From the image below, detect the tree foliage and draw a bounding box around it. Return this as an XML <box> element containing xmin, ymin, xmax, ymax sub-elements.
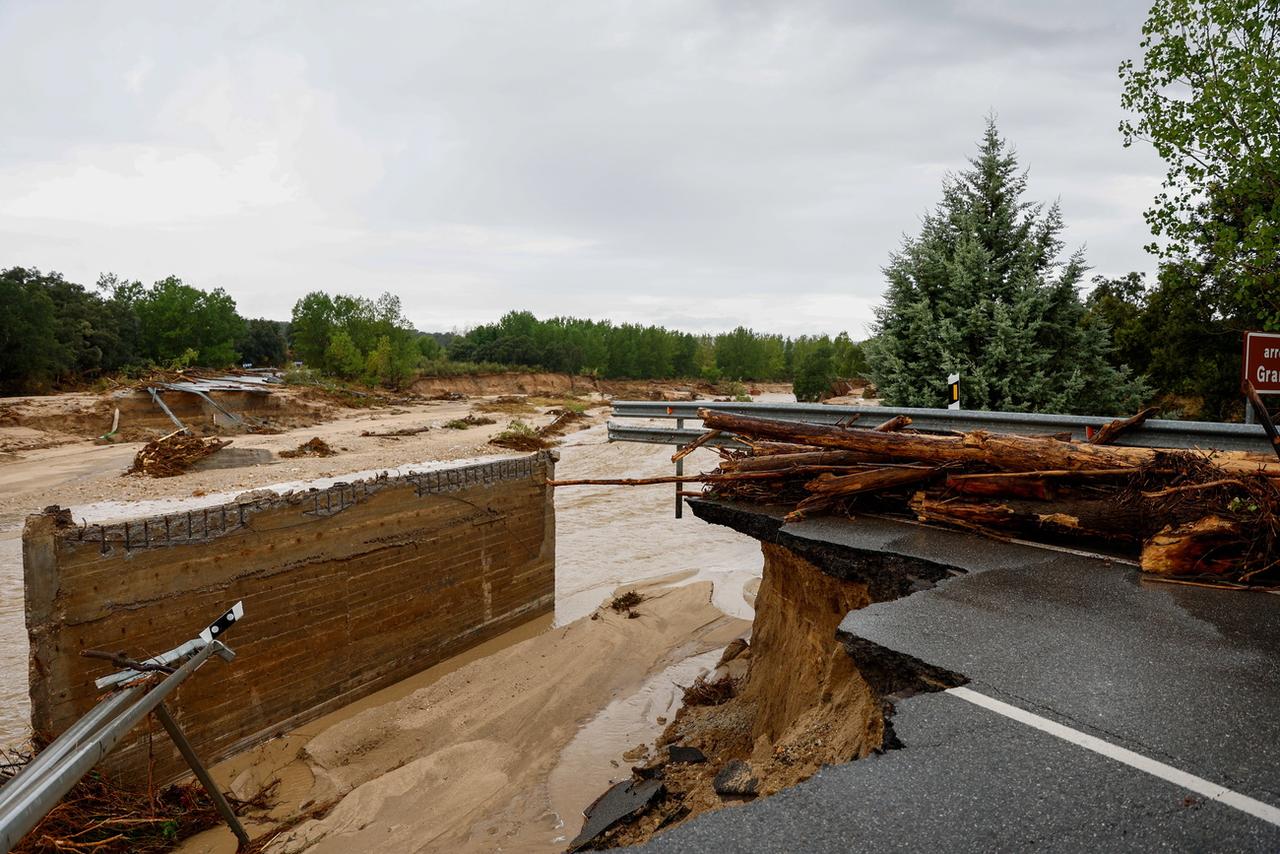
<box><xmin>0</xmin><ymin>268</ymin><xmax>247</xmax><ymax>393</ymax></box>
<box><xmin>130</xmin><ymin>276</ymin><xmax>244</xmax><ymax>367</ymax></box>
<box><xmin>442</xmin><ymin>311</ymin><xmax>865</xmax><ymax>383</ymax></box>
<box><xmin>792</xmin><ymin>338</ymin><xmax>836</xmax><ymax>402</ymax></box>
<box><xmin>289</xmin><ymin>291</ymin><xmax>422</xmax><ymax>387</ymax></box>
<box><xmin>238</xmin><ymin>318</ymin><xmax>290</xmax><ymax>367</ymax></box>
<box><xmin>1085</xmin><ymin>265</ymin><xmax>1253</xmax><ymax>420</ymax></box>
<box><xmin>0</xmin><ymin>268</ymin><xmax>62</xmax><ymax>393</ymax></box>
<box><xmin>866</xmin><ymin>120</ymin><xmax>1148</xmax><ymax>415</ymax></box>
<box><xmin>1119</xmin><ymin>0</ymin><xmax>1280</xmax><ymax>326</ymax></box>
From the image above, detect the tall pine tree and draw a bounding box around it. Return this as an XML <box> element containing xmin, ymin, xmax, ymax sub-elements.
<box><xmin>866</xmin><ymin>119</ymin><xmax>1147</xmax><ymax>415</ymax></box>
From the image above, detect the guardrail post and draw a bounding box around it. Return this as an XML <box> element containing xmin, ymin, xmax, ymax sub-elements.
<box><xmin>674</xmin><ymin>417</ymin><xmax>684</xmax><ymax>518</ymax></box>
<box><xmin>154</xmin><ymin>703</ymin><xmax>249</xmax><ymax>849</ymax></box>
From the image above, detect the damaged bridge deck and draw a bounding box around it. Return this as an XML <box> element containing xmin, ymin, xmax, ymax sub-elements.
<box><xmin>646</xmin><ymin>499</ymin><xmax>1280</xmax><ymax>852</ymax></box>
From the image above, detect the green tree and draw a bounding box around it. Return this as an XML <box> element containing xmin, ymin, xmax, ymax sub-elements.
<box><xmin>290</xmin><ymin>292</ymin><xmax>337</xmax><ymax>367</ymax></box>
<box><xmin>1119</xmin><ymin>0</ymin><xmax>1280</xmax><ymax>327</ymax></box>
<box><xmin>364</xmin><ymin>334</ymin><xmax>420</xmax><ymax>388</ymax></box>
<box><xmin>416</xmin><ymin>334</ymin><xmax>444</xmax><ymax>361</ymax></box>
<box><xmin>132</xmin><ymin>276</ymin><xmax>244</xmax><ymax>366</ymax></box>
<box><xmin>238</xmin><ymin>318</ymin><xmax>290</xmax><ymax>367</ymax></box>
<box><xmin>0</xmin><ymin>268</ymin><xmax>61</xmax><ymax>393</ymax></box>
<box><xmin>793</xmin><ymin>338</ymin><xmax>836</xmax><ymax>402</ymax></box>
<box><xmin>1084</xmin><ymin>273</ymin><xmax>1151</xmax><ymax>381</ymax></box>
<box><xmin>324</xmin><ymin>329</ymin><xmax>364</xmax><ymax>378</ymax></box>
<box><xmin>866</xmin><ymin>120</ymin><xmax>1147</xmax><ymax>414</ymax></box>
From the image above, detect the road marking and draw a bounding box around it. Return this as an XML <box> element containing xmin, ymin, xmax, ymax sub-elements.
<box><xmin>947</xmin><ymin>686</ymin><xmax>1280</xmax><ymax>828</ymax></box>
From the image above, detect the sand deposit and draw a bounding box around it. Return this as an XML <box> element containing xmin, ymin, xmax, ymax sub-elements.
<box><xmin>0</xmin><ymin>382</ymin><xmax>791</xmax><ymax>852</ymax></box>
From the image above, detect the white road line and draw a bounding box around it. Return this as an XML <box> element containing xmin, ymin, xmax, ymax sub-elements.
<box><xmin>947</xmin><ymin>686</ymin><xmax>1280</xmax><ymax>828</ymax></box>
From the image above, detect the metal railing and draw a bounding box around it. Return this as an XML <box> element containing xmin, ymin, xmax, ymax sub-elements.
<box><xmin>0</xmin><ymin>603</ymin><xmax>249</xmax><ymax>852</ymax></box>
<box><xmin>607</xmin><ymin>400</ymin><xmax>1273</xmax><ymax>454</ymax></box>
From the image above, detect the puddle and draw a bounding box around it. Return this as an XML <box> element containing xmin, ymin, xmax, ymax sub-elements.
<box><xmin>545</xmin><ymin>648</ymin><xmax>723</xmax><ymax>846</ymax></box>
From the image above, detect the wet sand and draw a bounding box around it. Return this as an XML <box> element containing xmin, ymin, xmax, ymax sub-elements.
<box><xmin>171</xmin><ymin>425</ymin><xmax>762</xmax><ymax>852</ymax></box>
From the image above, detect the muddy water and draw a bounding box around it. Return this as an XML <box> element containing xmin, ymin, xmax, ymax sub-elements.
<box><xmin>0</xmin><ymin>535</ymin><xmax>23</xmax><ymax>743</ymax></box>
<box><xmin>544</xmin><ymin>648</ymin><xmax>722</xmax><ymax>845</ymax></box>
<box><xmin>0</xmin><ymin>416</ymin><xmax>766</xmax><ymax>749</ymax></box>
<box><xmin>554</xmin><ymin>428</ymin><xmax>761</xmax><ymax>624</ymax></box>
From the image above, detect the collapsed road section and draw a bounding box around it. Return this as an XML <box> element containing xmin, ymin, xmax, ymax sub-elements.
<box><xmin>631</xmin><ymin>501</ymin><xmax>1280</xmax><ymax>851</ymax></box>
<box><xmin>557</xmin><ymin>403</ymin><xmax>1280</xmax><ymax>850</ymax></box>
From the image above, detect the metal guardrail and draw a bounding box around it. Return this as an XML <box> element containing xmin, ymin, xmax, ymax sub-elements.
<box><xmin>608</xmin><ymin>400</ymin><xmax>1273</xmax><ymax>454</ymax></box>
<box><xmin>0</xmin><ymin>603</ymin><xmax>249</xmax><ymax>852</ymax></box>
<box><xmin>606</xmin><ymin>424</ymin><xmax>746</xmax><ymax>449</ymax></box>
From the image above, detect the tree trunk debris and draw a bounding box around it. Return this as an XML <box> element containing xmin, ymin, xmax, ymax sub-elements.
<box><xmin>1089</xmin><ymin>407</ymin><xmax>1158</xmax><ymax>445</ymax></box>
<box><xmin>551</xmin><ymin>407</ymin><xmax>1280</xmax><ymax>586</ymax></box>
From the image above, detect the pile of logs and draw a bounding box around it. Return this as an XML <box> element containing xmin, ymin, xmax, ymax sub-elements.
<box><xmin>553</xmin><ymin>407</ymin><xmax>1280</xmax><ymax>587</ymax></box>
<box><xmin>126</xmin><ymin>431</ymin><xmax>231</xmax><ymax>478</ymax></box>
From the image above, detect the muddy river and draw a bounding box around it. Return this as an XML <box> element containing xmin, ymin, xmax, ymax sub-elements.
<box><xmin>0</xmin><ymin>417</ymin><xmax>767</xmax><ymax>750</ymax></box>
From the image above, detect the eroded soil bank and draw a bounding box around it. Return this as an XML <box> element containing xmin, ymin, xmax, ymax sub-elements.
<box><xmin>575</xmin><ymin>529</ymin><xmax>966</xmax><ymax>849</ymax></box>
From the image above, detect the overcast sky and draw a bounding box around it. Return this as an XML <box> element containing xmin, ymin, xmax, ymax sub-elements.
<box><xmin>0</xmin><ymin>1</ymin><xmax>1165</xmax><ymax>338</ymax></box>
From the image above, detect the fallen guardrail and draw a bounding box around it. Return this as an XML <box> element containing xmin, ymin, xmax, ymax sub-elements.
<box><xmin>0</xmin><ymin>603</ymin><xmax>249</xmax><ymax>852</ymax></box>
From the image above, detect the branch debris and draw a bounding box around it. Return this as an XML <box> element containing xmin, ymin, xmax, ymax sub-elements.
<box><xmin>554</xmin><ymin>408</ymin><xmax>1280</xmax><ymax>587</ymax></box>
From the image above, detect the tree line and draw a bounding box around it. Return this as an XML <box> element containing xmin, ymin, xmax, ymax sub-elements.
<box><xmin>0</xmin><ymin>267</ymin><xmax>288</xmax><ymax>394</ymax></box>
<box><xmin>440</xmin><ymin>310</ymin><xmax>865</xmax><ymax>392</ymax></box>
<box><xmin>0</xmin><ymin>267</ymin><xmax>866</xmax><ymax>400</ymax></box>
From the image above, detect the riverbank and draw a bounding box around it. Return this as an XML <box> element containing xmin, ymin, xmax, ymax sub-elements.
<box><xmin>177</xmin><ymin>581</ymin><xmax>746</xmax><ymax>853</ymax></box>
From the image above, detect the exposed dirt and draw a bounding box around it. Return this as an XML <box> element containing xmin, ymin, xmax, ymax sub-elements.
<box><xmin>0</xmin><ymin>387</ymin><xmax>333</xmax><ymax>446</ymax></box>
<box><xmin>584</xmin><ymin>542</ymin><xmax>887</xmax><ymax>848</ymax></box>
<box><xmin>0</xmin><ymin>395</ymin><xmax>603</xmax><ymax>533</ymax></box>
<box><xmin>410</xmin><ymin>371</ymin><xmax>592</xmax><ymax>398</ymax></box>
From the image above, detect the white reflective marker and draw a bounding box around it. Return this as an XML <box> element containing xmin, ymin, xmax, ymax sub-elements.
<box><xmin>947</xmin><ymin>685</ymin><xmax>1280</xmax><ymax>828</ymax></box>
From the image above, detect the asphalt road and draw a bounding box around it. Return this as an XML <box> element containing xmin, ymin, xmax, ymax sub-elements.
<box><xmin>643</xmin><ymin>506</ymin><xmax>1280</xmax><ymax>852</ymax></box>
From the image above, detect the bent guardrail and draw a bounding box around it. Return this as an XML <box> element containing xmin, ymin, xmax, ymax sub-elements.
<box><xmin>0</xmin><ymin>603</ymin><xmax>249</xmax><ymax>853</ymax></box>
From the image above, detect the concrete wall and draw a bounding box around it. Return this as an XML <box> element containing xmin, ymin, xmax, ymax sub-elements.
<box><xmin>23</xmin><ymin>451</ymin><xmax>556</xmax><ymax>785</ymax></box>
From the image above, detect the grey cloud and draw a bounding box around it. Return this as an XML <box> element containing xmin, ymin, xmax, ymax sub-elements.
<box><xmin>0</xmin><ymin>0</ymin><xmax>1165</xmax><ymax>336</ymax></box>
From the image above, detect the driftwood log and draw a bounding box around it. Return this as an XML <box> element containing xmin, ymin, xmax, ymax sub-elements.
<box><xmin>698</xmin><ymin>409</ymin><xmax>1280</xmax><ymax>477</ymax></box>
<box><xmin>549</xmin><ymin>407</ymin><xmax>1280</xmax><ymax>586</ymax></box>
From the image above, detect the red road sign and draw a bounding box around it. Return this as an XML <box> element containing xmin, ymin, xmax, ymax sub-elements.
<box><xmin>1243</xmin><ymin>331</ymin><xmax>1280</xmax><ymax>394</ymax></box>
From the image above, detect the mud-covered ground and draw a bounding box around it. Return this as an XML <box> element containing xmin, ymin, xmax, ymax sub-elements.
<box><xmin>0</xmin><ymin>379</ymin><xmax>815</xmax><ymax>853</ymax></box>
